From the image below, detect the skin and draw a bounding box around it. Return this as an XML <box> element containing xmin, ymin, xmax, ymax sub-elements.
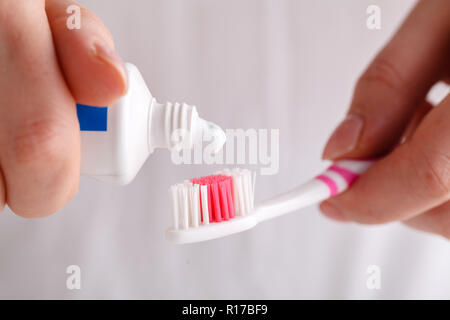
<box><xmin>321</xmin><ymin>0</ymin><xmax>450</xmax><ymax>239</ymax></box>
<box><xmin>0</xmin><ymin>0</ymin><xmax>127</xmax><ymax>218</ymax></box>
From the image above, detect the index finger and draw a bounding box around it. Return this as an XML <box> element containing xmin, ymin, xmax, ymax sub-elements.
<box><xmin>321</xmin><ymin>94</ymin><xmax>450</xmax><ymax>224</ymax></box>
<box><xmin>322</xmin><ymin>0</ymin><xmax>450</xmax><ymax>160</ymax></box>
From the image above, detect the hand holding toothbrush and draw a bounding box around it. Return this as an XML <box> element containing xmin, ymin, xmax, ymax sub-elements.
<box><xmin>320</xmin><ymin>0</ymin><xmax>450</xmax><ymax>239</ymax></box>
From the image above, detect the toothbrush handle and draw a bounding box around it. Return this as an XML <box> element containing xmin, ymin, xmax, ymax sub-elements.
<box><xmin>254</xmin><ymin>159</ymin><xmax>375</xmax><ymax>223</ymax></box>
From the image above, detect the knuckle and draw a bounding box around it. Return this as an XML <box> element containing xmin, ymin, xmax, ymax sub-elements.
<box><xmin>414</xmin><ymin>148</ymin><xmax>450</xmax><ymax>200</ymax></box>
<box><xmin>357</xmin><ymin>57</ymin><xmax>405</xmax><ymax>95</ymax></box>
<box><xmin>6</xmin><ymin>114</ymin><xmax>79</xmax><ymax>219</ymax></box>
<box><xmin>11</xmin><ymin>117</ymin><xmax>71</xmax><ymax>169</ymax></box>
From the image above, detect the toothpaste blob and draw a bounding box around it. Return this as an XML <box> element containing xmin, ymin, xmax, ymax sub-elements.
<box><xmin>198</xmin><ymin>119</ymin><xmax>227</xmax><ymax>154</ymax></box>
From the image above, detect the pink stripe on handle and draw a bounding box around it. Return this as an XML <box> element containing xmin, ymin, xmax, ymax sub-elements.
<box><xmin>316</xmin><ymin>174</ymin><xmax>338</xmax><ymax>196</ymax></box>
<box><xmin>328</xmin><ymin>165</ymin><xmax>360</xmax><ymax>186</ymax></box>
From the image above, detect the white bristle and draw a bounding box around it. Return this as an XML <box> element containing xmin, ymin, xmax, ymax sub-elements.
<box><xmin>232</xmin><ymin>172</ymin><xmax>241</xmax><ymax>216</ymax></box>
<box><xmin>241</xmin><ymin>172</ymin><xmax>249</xmax><ymax>215</ymax></box>
<box><xmin>180</xmin><ymin>185</ymin><xmax>189</xmax><ymax>229</ymax></box>
<box><xmin>200</xmin><ymin>185</ymin><xmax>209</xmax><ymax>224</ymax></box>
<box><xmin>236</xmin><ymin>174</ymin><xmax>245</xmax><ymax>215</ymax></box>
<box><xmin>184</xmin><ymin>181</ymin><xmax>194</xmax><ymax>228</ymax></box>
<box><xmin>216</xmin><ymin>168</ymin><xmax>256</xmax><ymax>217</ymax></box>
<box><xmin>191</xmin><ymin>184</ymin><xmax>200</xmax><ymax>227</ymax></box>
<box><xmin>169</xmin><ymin>168</ymin><xmax>255</xmax><ymax>230</ymax></box>
<box><xmin>243</xmin><ymin>170</ymin><xmax>252</xmax><ymax>214</ymax></box>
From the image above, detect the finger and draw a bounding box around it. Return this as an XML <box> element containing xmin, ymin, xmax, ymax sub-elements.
<box><xmin>399</xmin><ymin>100</ymin><xmax>433</xmax><ymax>143</ymax></box>
<box><xmin>323</xmin><ymin>0</ymin><xmax>450</xmax><ymax>160</ymax></box>
<box><xmin>404</xmin><ymin>201</ymin><xmax>450</xmax><ymax>240</ymax></box>
<box><xmin>321</xmin><ymin>100</ymin><xmax>432</xmax><ymax>223</ymax></box>
<box><xmin>320</xmin><ymin>94</ymin><xmax>450</xmax><ymax>224</ymax></box>
<box><xmin>320</xmin><ymin>101</ymin><xmax>433</xmax><ymax>223</ymax></box>
<box><xmin>0</xmin><ymin>0</ymin><xmax>80</xmax><ymax>217</ymax></box>
<box><xmin>0</xmin><ymin>169</ymin><xmax>5</xmax><ymax>214</ymax></box>
<box><xmin>45</xmin><ymin>0</ymin><xmax>127</xmax><ymax>106</ymax></box>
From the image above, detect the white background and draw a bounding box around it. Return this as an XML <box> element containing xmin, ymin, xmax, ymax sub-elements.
<box><xmin>0</xmin><ymin>0</ymin><xmax>449</xmax><ymax>299</ymax></box>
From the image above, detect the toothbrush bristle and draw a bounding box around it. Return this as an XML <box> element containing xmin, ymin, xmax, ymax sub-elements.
<box><xmin>191</xmin><ymin>174</ymin><xmax>234</xmax><ymax>222</ymax></box>
<box><xmin>169</xmin><ymin>168</ymin><xmax>254</xmax><ymax>230</ymax></box>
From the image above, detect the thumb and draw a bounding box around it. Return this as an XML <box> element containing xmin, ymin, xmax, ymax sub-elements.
<box><xmin>45</xmin><ymin>0</ymin><xmax>128</xmax><ymax>106</ymax></box>
<box><xmin>322</xmin><ymin>0</ymin><xmax>450</xmax><ymax>160</ymax></box>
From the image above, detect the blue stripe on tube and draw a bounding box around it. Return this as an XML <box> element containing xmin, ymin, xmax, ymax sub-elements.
<box><xmin>76</xmin><ymin>104</ymin><xmax>108</xmax><ymax>131</ymax></box>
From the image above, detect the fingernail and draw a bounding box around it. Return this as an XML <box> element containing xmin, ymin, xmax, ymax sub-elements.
<box><xmin>322</xmin><ymin>114</ymin><xmax>364</xmax><ymax>160</ymax></box>
<box><xmin>92</xmin><ymin>42</ymin><xmax>128</xmax><ymax>93</ymax></box>
<box><xmin>320</xmin><ymin>202</ymin><xmax>348</xmax><ymax>222</ymax></box>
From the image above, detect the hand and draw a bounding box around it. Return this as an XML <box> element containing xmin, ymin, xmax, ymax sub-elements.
<box><xmin>0</xmin><ymin>0</ymin><xmax>127</xmax><ymax>217</ymax></box>
<box><xmin>320</xmin><ymin>0</ymin><xmax>450</xmax><ymax>239</ymax></box>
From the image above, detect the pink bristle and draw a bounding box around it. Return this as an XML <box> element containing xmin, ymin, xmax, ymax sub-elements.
<box><xmin>191</xmin><ymin>174</ymin><xmax>235</xmax><ymax>223</ymax></box>
<box><xmin>210</xmin><ymin>182</ymin><xmax>222</xmax><ymax>222</ymax></box>
<box><xmin>198</xmin><ymin>190</ymin><xmax>204</xmax><ymax>223</ymax></box>
<box><xmin>206</xmin><ymin>184</ymin><xmax>213</xmax><ymax>221</ymax></box>
<box><xmin>218</xmin><ymin>181</ymin><xmax>229</xmax><ymax>220</ymax></box>
<box><xmin>225</xmin><ymin>179</ymin><xmax>235</xmax><ymax>218</ymax></box>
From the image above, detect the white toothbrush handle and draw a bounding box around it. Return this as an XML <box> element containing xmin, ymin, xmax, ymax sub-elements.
<box><xmin>254</xmin><ymin>159</ymin><xmax>375</xmax><ymax>223</ymax></box>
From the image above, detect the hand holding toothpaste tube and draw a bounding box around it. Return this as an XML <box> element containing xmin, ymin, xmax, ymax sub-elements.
<box><xmin>0</xmin><ymin>0</ymin><xmax>127</xmax><ymax>217</ymax></box>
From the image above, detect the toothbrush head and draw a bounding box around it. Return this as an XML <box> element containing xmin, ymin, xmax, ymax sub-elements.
<box><xmin>167</xmin><ymin>168</ymin><xmax>255</xmax><ymax>244</ymax></box>
<box><xmin>166</xmin><ymin>159</ymin><xmax>375</xmax><ymax>244</ymax></box>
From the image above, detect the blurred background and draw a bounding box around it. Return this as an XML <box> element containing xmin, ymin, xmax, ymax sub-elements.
<box><xmin>0</xmin><ymin>0</ymin><xmax>449</xmax><ymax>299</ymax></box>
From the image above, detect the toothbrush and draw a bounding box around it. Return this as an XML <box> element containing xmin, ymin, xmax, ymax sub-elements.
<box><xmin>167</xmin><ymin>159</ymin><xmax>374</xmax><ymax>244</ymax></box>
